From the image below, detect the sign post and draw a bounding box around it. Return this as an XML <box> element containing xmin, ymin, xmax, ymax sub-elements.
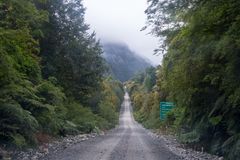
<box><xmin>160</xmin><ymin>102</ymin><xmax>175</xmax><ymax>120</ymax></box>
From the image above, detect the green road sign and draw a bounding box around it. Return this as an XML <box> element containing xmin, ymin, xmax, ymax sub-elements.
<box><xmin>160</xmin><ymin>102</ymin><xmax>175</xmax><ymax>120</ymax></box>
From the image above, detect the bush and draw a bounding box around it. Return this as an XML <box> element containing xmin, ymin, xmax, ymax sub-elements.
<box><xmin>0</xmin><ymin>102</ymin><xmax>39</xmax><ymax>147</ymax></box>
<box><xmin>65</xmin><ymin>102</ymin><xmax>97</xmax><ymax>133</ymax></box>
<box><xmin>99</xmin><ymin>101</ymin><xmax>118</xmax><ymax>128</ymax></box>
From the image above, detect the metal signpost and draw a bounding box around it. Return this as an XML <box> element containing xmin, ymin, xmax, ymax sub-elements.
<box><xmin>160</xmin><ymin>102</ymin><xmax>175</xmax><ymax>120</ymax></box>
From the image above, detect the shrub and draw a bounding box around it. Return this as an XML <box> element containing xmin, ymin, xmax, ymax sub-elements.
<box><xmin>65</xmin><ymin>102</ymin><xmax>97</xmax><ymax>133</ymax></box>
<box><xmin>99</xmin><ymin>101</ymin><xmax>118</xmax><ymax>128</ymax></box>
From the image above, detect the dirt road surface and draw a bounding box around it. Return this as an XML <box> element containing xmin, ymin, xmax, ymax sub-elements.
<box><xmin>42</xmin><ymin>92</ymin><xmax>180</xmax><ymax>160</ymax></box>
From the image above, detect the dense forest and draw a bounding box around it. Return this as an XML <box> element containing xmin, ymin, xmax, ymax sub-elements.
<box><xmin>0</xmin><ymin>0</ymin><xmax>124</xmax><ymax>148</ymax></box>
<box><xmin>1</xmin><ymin>0</ymin><xmax>240</xmax><ymax>159</ymax></box>
<box><xmin>127</xmin><ymin>0</ymin><xmax>240</xmax><ymax>159</ymax></box>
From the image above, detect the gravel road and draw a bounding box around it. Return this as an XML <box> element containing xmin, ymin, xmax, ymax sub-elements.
<box><xmin>42</xmin><ymin>92</ymin><xmax>180</xmax><ymax>160</ymax></box>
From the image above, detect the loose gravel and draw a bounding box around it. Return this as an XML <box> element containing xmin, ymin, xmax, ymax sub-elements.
<box><xmin>4</xmin><ymin>92</ymin><xmax>224</xmax><ymax>160</ymax></box>
<box><xmin>10</xmin><ymin>133</ymin><xmax>103</xmax><ymax>160</ymax></box>
<box><xmin>147</xmin><ymin>131</ymin><xmax>223</xmax><ymax>160</ymax></box>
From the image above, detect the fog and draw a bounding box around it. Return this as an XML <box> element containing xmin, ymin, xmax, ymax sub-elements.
<box><xmin>83</xmin><ymin>0</ymin><xmax>162</xmax><ymax>65</ymax></box>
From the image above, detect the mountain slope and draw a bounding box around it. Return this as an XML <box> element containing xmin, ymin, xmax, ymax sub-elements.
<box><xmin>103</xmin><ymin>43</ymin><xmax>151</xmax><ymax>82</ymax></box>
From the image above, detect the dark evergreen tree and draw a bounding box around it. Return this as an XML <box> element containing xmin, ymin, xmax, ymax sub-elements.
<box><xmin>37</xmin><ymin>0</ymin><xmax>106</xmax><ymax>105</ymax></box>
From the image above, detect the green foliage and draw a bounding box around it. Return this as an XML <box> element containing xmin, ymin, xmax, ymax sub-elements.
<box><xmin>36</xmin><ymin>78</ymin><xmax>66</xmax><ymax>105</ymax></box>
<box><xmin>0</xmin><ymin>0</ymin><xmax>123</xmax><ymax>149</ymax></box>
<box><xmin>222</xmin><ymin>134</ymin><xmax>240</xmax><ymax>159</ymax></box>
<box><xmin>38</xmin><ymin>0</ymin><xmax>106</xmax><ymax>105</ymax></box>
<box><xmin>10</xmin><ymin>134</ymin><xmax>27</xmax><ymax>148</ymax></box>
<box><xmin>179</xmin><ymin>130</ymin><xmax>200</xmax><ymax>144</ymax></box>
<box><xmin>0</xmin><ymin>0</ymin><xmax>48</xmax><ymax>147</ymax></box>
<box><xmin>143</xmin><ymin>67</ymin><xmax>157</xmax><ymax>92</ymax></box>
<box><xmin>0</xmin><ymin>0</ymin><xmax>48</xmax><ymax>31</ymax></box>
<box><xmin>65</xmin><ymin>102</ymin><xmax>97</xmax><ymax>133</ymax></box>
<box><xmin>0</xmin><ymin>103</ymin><xmax>39</xmax><ymax>147</ymax></box>
<box><xmin>209</xmin><ymin>116</ymin><xmax>223</xmax><ymax>126</ymax></box>
<box><xmin>60</xmin><ymin>78</ymin><xmax>124</xmax><ymax>135</ymax></box>
<box><xmin>98</xmin><ymin>78</ymin><xmax>124</xmax><ymax>128</ymax></box>
<box><xmin>146</xmin><ymin>0</ymin><xmax>240</xmax><ymax>158</ymax></box>
<box><xmin>99</xmin><ymin>101</ymin><xmax>118</xmax><ymax>128</ymax></box>
<box><xmin>127</xmin><ymin>67</ymin><xmax>162</xmax><ymax>129</ymax></box>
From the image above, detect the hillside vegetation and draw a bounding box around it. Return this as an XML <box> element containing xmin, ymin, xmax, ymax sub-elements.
<box><xmin>0</xmin><ymin>0</ymin><xmax>124</xmax><ymax>148</ymax></box>
<box><xmin>103</xmin><ymin>43</ymin><xmax>151</xmax><ymax>82</ymax></box>
<box><xmin>127</xmin><ymin>0</ymin><xmax>240</xmax><ymax>159</ymax></box>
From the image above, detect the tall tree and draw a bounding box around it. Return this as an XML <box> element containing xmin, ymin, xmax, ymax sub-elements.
<box><xmin>37</xmin><ymin>0</ymin><xmax>106</xmax><ymax>105</ymax></box>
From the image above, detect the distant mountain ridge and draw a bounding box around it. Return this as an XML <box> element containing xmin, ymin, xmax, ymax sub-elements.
<box><xmin>103</xmin><ymin>43</ymin><xmax>151</xmax><ymax>82</ymax></box>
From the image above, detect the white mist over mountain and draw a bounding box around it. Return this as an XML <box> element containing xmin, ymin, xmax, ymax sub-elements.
<box><xmin>83</xmin><ymin>0</ymin><xmax>162</xmax><ymax>65</ymax></box>
<box><xmin>103</xmin><ymin>43</ymin><xmax>152</xmax><ymax>82</ymax></box>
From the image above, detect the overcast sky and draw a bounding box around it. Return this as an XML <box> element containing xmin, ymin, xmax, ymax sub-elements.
<box><xmin>83</xmin><ymin>0</ymin><xmax>162</xmax><ymax>65</ymax></box>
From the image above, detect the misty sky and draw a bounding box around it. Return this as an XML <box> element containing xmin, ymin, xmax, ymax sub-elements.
<box><xmin>83</xmin><ymin>0</ymin><xmax>162</xmax><ymax>65</ymax></box>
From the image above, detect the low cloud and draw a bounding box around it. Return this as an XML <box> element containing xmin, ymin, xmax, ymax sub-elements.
<box><xmin>84</xmin><ymin>0</ymin><xmax>162</xmax><ymax>65</ymax></box>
